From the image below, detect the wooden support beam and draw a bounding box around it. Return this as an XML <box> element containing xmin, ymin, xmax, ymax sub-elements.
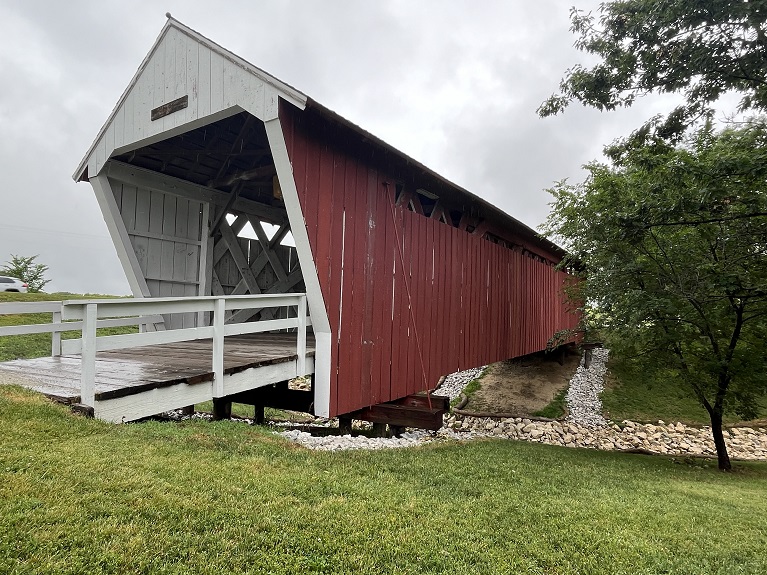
<box><xmin>212</xmin><ymin>398</ymin><xmax>232</xmax><ymax>420</ymax></box>
<box><xmin>344</xmin><ymin>394</ymin><xmax>450</xmax><ymax>431</ymax></box>
<box><xmin>429</xmin><ymin>202</ymin><xmax>444</xmax><ymax>220</ymax></box>
<box><xmin>250</xmin><ymin>217</ymin><xmax>288</xmax><ymax>282</ymax></box>
<box><xmin>347</xmin><ymin>403</ymin><xmax>444</xmax><ymax>431</ymax></box>
<box><xmin>225</xmin><ymin>269</ymin><xmax>304</xmax><ymax>324</ymax></box>
<box><xmin>268</xmin><ymin>223</ymin><xmax>291</xmax><ymax>249</ymax></box>
<box><xmin>208</xmin><ymin>115</ymin><xmax>256</xmax><ymax>184</ymax></box>
<box><xmin>228</xmin><ymin>386</ymin><xmax>314</xmax><ymax>413</ymax></box>
<box><xmin>104</xmin><ymin>160</ymin><xmax>289</xmax><ymax>225</ymax></box>
<box><xmin>265</xmin><ymin>117</ymin><xmax>332</xmax><ymax>418</ymax></box>
<box><xmin>208</xmin><ymin>164</ymin><xmax>277</xmax><ymax>188</ymax></box>
<box><xmin>219</xmin><ymin>220</ymin><xmax>263</xmax><ymax>295</ymax></box>
<box><xmin>211</xmin><ymin>270</ymin><xmax>225</xmax><ymax>296</ymax></box>
<box><xmin>209</xmin><ymin>184</ymin><xmax>242</xmax><ymax>237</ymax></box>
<box><xmin>395</xmin><ymin>188</ymin><xmax>410</xmax><ymax>207</ymax></box>
<box><xmin>472</xmin><ymin>221</ymin><xmax>490</xmax><ymax>237</ymax></box>
<box><xmin>394</xmin><ymin>188</ymin><xmax>424</xmax><ymax>215</ymax></box>
<box><xmin>338</xmin><ymin>416</ymin><xmax>353</xmax><ymax>435</ymax></box>
<box><xmin>253</xmin><ymin>404</ymin><xmax>265</xmax><ymax>425</ymax></box>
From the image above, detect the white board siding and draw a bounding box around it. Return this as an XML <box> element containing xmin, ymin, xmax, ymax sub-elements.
<box><xmin>79</xmin><ymin>21</ymin><xmax>305</xmax><ymax>180</ymax></box>
<box><xmin>110</xmin><ymin>177</ymin><xmax>204</xmax><ymax>329</ymax></box>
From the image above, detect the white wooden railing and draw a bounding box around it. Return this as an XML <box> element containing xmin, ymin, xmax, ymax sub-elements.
<box><xmin>1</xmin><ymin>295</ymin><xmax>311</xmax><ymax>408</ymax></box>
<box><xmin>0</xmin><ymin>300</ymin><xmax>162</xmax><ymax>357</ymax></box>
<box><xmin>60</xmin><ymin>294</ymin><xmax>310</xmax><ymax>407</ymax></box>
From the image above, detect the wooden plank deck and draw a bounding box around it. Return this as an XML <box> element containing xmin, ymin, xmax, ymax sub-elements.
<box><xmin>0</xmin><ymin>333</ymin><xmax>315</xmax><ymax>405</ymax></box>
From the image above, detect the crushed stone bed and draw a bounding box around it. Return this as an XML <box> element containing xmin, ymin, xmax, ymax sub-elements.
<box><xmin>565</xmin><ymin>348</ymin><xmax>609</xmax><ymax>427</ymax></box>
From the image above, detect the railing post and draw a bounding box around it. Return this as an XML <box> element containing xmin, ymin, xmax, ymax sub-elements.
<box><xmin>296</xmin><ymin>295</ymin><xmax>307</xmax><ymax>377</ymax></box>
<box><xmin>51</xmin><ymin>308</ymin><xmax>62</xmax><ymax>357</ymax></box>
<box><xmin>80</xmin><ymin>303</ymin><xmax>97</xmax><ymax>407</ymax></box>
<box><xmin>212</xmin><ymin>297</ymin><xmax>226</xmax><ymax>397</ymax></box>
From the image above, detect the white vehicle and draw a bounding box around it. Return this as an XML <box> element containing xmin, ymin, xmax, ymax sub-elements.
<box><xmin>0</xmin><ymin>276</ymin><xmax>28</xmax><ymax>293</ymax></box>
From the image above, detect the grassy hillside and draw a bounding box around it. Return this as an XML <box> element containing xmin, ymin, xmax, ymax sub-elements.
<box><xmin>602</xmin><ymin>354</ymin><xmax>767</xmax><ymax>426</ymax></box>
<box><xmin>2</xmin><ymin>386</ymin><xmax>766</xmax><ymax>575</ymax></box>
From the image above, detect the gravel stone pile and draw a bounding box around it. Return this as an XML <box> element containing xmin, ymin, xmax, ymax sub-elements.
<box><xmin>279</xmin><ymin>428</ymin><xmax>483</xmax><ymax>451</ymax></box>
<box><xmin>565</xmin><ymin>348</ymin><xmax>609</xmax><ymax>427</ymax></box>
<box><xmin>435</xmin><ymin>366</ymin><xmax>485</xmax><ymax>401</ymax></box>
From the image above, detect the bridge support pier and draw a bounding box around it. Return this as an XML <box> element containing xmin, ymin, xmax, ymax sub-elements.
<box><xmin>212</xmin><ymin>398</ymin><xmax>232</xmax><ymax>421</ymax></box>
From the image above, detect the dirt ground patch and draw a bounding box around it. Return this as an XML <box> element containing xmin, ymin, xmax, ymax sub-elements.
<box><xmin>464</xmin><ymin>350</ymin><xmax>580</xmax><ymax>415</ymax></box>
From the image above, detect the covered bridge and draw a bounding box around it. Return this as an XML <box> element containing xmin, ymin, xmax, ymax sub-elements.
<box><xmin>68</xmin><ymin>17</ymin><xmax>577</xmax><ymax>422</ymax></box>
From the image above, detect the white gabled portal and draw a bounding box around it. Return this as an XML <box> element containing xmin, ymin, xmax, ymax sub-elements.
<box><xmin>76</xmin><ymin>17</ymin><xmax>332</xmax><ymax>416</ymax></box>
<box><xmin>74</xmin><ymin>17</ymin><xmax>306</xmax><ymax>183</ymax></box>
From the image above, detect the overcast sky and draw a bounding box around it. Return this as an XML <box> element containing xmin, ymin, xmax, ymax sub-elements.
<box><xmin>0</xmin><ymin>0</ymin><xmax>678</xmax><ymax>295</ymax></box>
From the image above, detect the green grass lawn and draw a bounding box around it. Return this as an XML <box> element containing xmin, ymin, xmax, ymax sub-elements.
<box><xmin>601</xmin><ymin>354</ymin><xmax>767</xmax><ymax>426</ymax></box>
<box><xmin>0</xmin><ymin>292</ymin><xmax>137</xmax><ymax>362</ymax></box>
<box><xmin>2</xmin><ymin>386</ymin><xmax>767</xmax><ymax>575</ymax></box>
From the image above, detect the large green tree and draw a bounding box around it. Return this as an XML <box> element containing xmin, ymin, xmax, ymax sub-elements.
<box><xmin>539</xmin><ymin>0</ymin><xmax>767</xmax><ymax>140</ymax></box>
<box><xmin>545</xmin><ymin>122</ymin><xmax>767</xmax><ymax>470</ymax></box>
<box><xmin>540</xmin><ymin>0</ymin><xmax>767</xmax><ymax>470</ymax></box>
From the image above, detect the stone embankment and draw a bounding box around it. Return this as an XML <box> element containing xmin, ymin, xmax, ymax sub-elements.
<box><xmin>443</xmin><ymin>414</ymin><xmax>767</xmax><ymax>460</ymax></box>
<box><xmin>277</xmin><ymin>348</ymin><xmax>767</xmax><ymax>459</ymax></box>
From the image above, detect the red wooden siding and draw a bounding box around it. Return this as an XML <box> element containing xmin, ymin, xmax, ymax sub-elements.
<box><xmin>281</xmin><ymin>105</ymin><xmax>579</xmax><ymax>417</ymax></box>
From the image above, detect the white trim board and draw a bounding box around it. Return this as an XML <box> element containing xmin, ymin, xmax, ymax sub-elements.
<box><xmin>265</xmin><ymin>115</ymin><xmax>332</xmax><ymax>418</ymax></box>
<box><xmin>94</xmin><ymin>356</ymin><xmax>315</xmax><ymax>423</ymax></box>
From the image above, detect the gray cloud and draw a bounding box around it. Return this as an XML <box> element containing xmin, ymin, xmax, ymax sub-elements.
<box><xmin>0</xmin><ymin>0</ymin><xmax>674</xmax><ymax>294</ymax></box>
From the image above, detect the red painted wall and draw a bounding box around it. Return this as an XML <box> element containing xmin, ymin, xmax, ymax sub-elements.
<box><xmin>281</xmin><ymin>104</ymin><xmax>579</xmax><ymax>417</ymax></box>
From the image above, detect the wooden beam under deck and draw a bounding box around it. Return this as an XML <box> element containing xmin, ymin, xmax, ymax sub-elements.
<box><xmin>344</xmin><ymin>394</ymin><xmax>451</xmax><ymax>431</ymax></box>
<box><xmin>0</xmin><ymin>334</ymin><xmax>315</xmax><ymax>422</ymax></box>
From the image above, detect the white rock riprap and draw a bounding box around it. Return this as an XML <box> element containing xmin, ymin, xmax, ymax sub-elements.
<box><xmin>446</xmin><ymin>415</ymin><xmax>767</xmax><ymax>460</ymax></box>
<box><xmin>566</xmin><ymin>348</ymin><xmax>609</xmax><ymax>427</ymax></box>
<box><xmin>435</xmin><ymin>366</ymin><xmax>486</xmax><ymax>401</ymax></box>
<box><xmin>279</xmin><ymin>428</ymin><xmax>483</xmax><ymax>451</ymax></box>
<box><xmin>271</xmin><ymin>354</ymin><xmax>767</xmax><ymax>460</ymax></box>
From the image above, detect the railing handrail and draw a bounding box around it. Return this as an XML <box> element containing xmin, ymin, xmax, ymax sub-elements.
<box><xmin>70</xmin><ymin>294</ymin><xmax>310</xmax><ymax>408</ymax></box>
<box><xmin>1</xmin><ymin>294</ymin><xmax>312</xmax><ymax>409</ymax></box>
<box><xmin>0</xmin><ymin>301</ymin><xmax>64</xmax><ymax>314</ymax></box>
<box><xmin>60</xmin><ymin>293</ymin><xmax>306</xmax><ymax>320</ymax></box>
<box><xmin>0</xmin><ymin>300</ymin><xmax>161</xmax><ymax>357</ymax></box>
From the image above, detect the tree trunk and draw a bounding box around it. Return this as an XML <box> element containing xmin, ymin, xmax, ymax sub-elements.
<box><xmin>709</xmin><ymin>410</ymin><xmax>732</xmax><ymax>471</ymax></box>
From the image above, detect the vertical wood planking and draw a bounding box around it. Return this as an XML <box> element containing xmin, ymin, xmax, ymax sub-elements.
<box><xmin>375</xmin><ymin>178</ymin><xmax>393</xmax><ymax>403</ymax></box>
<box><xmin>361</xmin><ymin>169</ymin><xmax>378</xmax><ymax>406</ymax></box>
<box><xmin>394</xmin><ymin>207</ymin><xmax>410</xmax><ymax>401</ymax></box>
<box><xmin>281</xmin><ymin>104</ymin><xmax>579</xmax><ymax>417</ymax></box>
<box><xmin>210</xmin><ymin>51</ymin><xmax>224</xmax><ymax>113</ymax></box>
<box><xmin>335</xmin><ymin>158</ymin><xmax>357</xmax><ymax>414</ymax></box>
<box><xmin>327</xmin><ymin>154</ymin><xmax>346</xmax><ymax>416</ymax></box>
<box><xmin>198</xmin><ymin>45</ymin><xmax>211</xmax><ymax>118</ymax></box>
<box><xmin>186</xmin><ymin>36</ymin><xmax>199</xmax><ymax>122</ymax></box>
<box><xmin>349</xmin><ymin>161</ymin><xmax>369</xmax><ymax>407</ymax></box>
